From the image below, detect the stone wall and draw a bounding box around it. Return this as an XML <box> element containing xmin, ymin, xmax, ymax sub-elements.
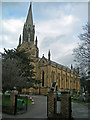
<box><xmin>40</xmin><ymin>87</ymin><xmax>50</xmax><ymax>95</ymax></box>
<box><xmin>22</xmin><ymin>87</ymin><xmax>50</xmax><ymax>95</ymax></box>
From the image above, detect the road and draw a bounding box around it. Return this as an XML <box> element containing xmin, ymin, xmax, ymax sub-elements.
<box><xmin>72</xmin><ymin>102</ymin><xmax>89</xmax><ymax>118</ymax></box>
<box><xmin>2</xmin><ymin>95</ymin><xmax>89</xmax><ymax>119</ymax></box>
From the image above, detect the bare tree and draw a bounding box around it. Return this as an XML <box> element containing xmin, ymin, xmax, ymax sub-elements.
<box><xmin>73</xmin><ymin>24</ymin><xmax>90</xmax><ymax>91</ymax></box>
<box><xmin>73</xmin><ymin>24</ymin><xmax>90</xmax><ymax>75</ymax></box>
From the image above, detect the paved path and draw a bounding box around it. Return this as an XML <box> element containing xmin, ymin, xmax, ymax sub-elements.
<box><xmin>72</xmin><ymin>102</ymin><xmax>89</xmax><ymax>118</ymax></box>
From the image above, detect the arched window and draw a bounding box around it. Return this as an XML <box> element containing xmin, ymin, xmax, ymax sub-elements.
<box><xmin>42</xmin><ymin>71</ymin><xmax>44</xmax><ymax>87</ymax></box>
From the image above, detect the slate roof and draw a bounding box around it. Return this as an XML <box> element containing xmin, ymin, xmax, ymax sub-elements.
<box><xmin>38</xmin><ymin>57</ymin><xmax>71</xmax><ymax>72</ymax></box>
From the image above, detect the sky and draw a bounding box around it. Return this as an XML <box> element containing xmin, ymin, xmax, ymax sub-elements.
<box><xmin>0</xmin><ymin>1</ymin><xmax>88</xmax><ymax>68</ymax></box>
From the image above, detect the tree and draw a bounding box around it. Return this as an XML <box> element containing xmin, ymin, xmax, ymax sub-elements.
<box><xmin>73</xmin><ymin>24</ymin><xmax>90</xmax><ymax>91</ymax></box>
<box><xmin>2</xmin><ymin>48</ymin><xmax>37</xmax><ymax>92</ymax></box>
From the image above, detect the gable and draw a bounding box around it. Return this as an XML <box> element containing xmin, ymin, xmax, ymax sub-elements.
<box><xmin>39</xmin><ymin>57</ymin><xmax>48</xmax><ymax>66</ymax></box>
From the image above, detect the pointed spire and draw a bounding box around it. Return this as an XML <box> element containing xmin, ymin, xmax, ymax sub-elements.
<box><xmin>71</xmin><ymin>64</ymin><xmax>73</xmax><ymax>69</ymax></box>
<box><xmin>19</xmin><ymin>34</ymin><xmax>21</xmax><ymax>46</ymax></box>
<box><xmin>48</xmin><ymin>50</ymin><xmax>51</xmax><ymax>61</ymax></box>
<box><xmin>35</xmin><ymin>36</ymin><xmax>38</xmax><ymax>47</ymax></box>
<box><xmin>26</xmin><ymin>2</ymin><xmax>33</xmax><ymax>25</ymax></box>
<box><xmin>43</xmin><ymin>54</ymin><xmax>44</xmax><ymax>57</ymax></box>
<box><xmin>77</xmin><ymin>67</ymin><xmax>79</xmax><ymax>74</ymax></box>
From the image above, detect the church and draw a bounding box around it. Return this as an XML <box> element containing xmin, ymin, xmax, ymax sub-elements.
<box><xmin>18</xmin><ymin>3</ymin><xmax>80</xmax><ymax>95</ymax></box>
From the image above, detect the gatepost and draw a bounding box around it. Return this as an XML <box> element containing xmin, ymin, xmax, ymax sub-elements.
<box><xmin>10</xmin><ymin>91</ymin><xmax>18</xmax><ymax>115</ymax></box>
<box><xmin>61</xmin><ymin>91</ymin><xmax>71</xmax><ymax>118</ymax></box>
<box><xmin>47</xmin><ymin>91</ymin><xmax>71</xmax><ymax>118</ymax></box>
<box><xmin>47</xmin><ymin>91</ymin><xmax>57</xmax><ymax>118</ymax></box>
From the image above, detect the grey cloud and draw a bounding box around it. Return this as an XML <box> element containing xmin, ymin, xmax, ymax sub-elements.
<box><xmin>40</xmin><ymin>34</ymin><xmax>66</xmax><ymax>48</ymax></box>
<box><xmin>56</xmin><ymin>53</ymin><xmax>74</xmax><ymax>67</ymax></box>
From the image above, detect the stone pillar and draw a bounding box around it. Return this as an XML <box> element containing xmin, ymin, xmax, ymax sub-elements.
<box><xmin>61</xmin><ymin>91</ymin><xmax>71</xmax><ymax>118</ymax></box>
<box><xmin>47</xmin><ymin>91</ymin><xmax>57</xmax><ymax>118</ymax></box>
<box><xmin>10</xmin><ymin>91</ymin><xmax>18</xmax><ymax>115</ymax></box>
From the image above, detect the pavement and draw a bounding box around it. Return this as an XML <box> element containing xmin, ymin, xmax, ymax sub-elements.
<box><xmin>2</xmin><ymin>95</ymin><xmax>89</xmax><ymax>119</ymax></box>
<box><xmin>72</xmin><ymin>102</ymin><xmax>89</xmax><ymax>119</ymax></box>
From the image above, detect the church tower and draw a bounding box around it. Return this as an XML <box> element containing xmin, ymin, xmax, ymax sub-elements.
<box><xmin>23</xmin><ymin>3</ymin><xmax>35</xmax><ymax>44</ymax></box>
<box><xmin>18</xmin><ymin>2</ymin><xmax>39</xmax><ymax>58</ymax></box>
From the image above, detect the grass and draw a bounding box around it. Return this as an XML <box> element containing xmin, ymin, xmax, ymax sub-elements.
<box><xmin>71</xmin><ymin>99</ymin><xmax>89</xmax><ymax>104</ymax></box>
<box><xmin>71</xmin><ymin>99</ymin><xmax>81</xmax><ymax>103</ymax></box>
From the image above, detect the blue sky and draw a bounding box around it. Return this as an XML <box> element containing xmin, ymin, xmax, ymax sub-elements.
<box><xmin>1</xmin><ymin>1</ymin><xmax>88</xmax><ymax>68</ymax></box>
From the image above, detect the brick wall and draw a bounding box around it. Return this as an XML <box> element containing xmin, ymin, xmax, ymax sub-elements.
<box><xmin>47</xmin><ymin>91</ymin><xmax>71</xmax><ymax>118</ymax></box>
<box><xmin>61</xmin><ymin>91</ymin><xmax>71</xmax><ymax>118</ymax></box>
<box><xmin>47</xmin><ymin>91</ymin><xmax>57</xmax><ymax>118</ymax></box>
<box><xmin>10</xmin><ymin>91</ymin><xmax>18</xmax><ymax>115</ymax></box>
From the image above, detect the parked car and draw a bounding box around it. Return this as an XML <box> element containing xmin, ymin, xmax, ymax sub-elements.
<box><xmin>57</xmin><ymin>91</ymin><xmax>61</xmax><ymax>101</ymax></box>
<box><xmin>5</xmin><ymin>90</ymin><xmax>11</xmax><ymax>95</ymax></box>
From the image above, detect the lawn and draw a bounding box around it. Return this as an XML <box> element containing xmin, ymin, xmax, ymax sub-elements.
<box><xmin>71</xmin><ymin>98</ymin><xmax>89</xmax><ymax>104</ymax></box>
<box><xmin>71</xmin><ymin>99</ymin><xmax>81</xmax><ymax>103</ymax></box>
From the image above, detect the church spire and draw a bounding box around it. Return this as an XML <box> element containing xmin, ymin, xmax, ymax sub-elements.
<box><xmin>23</xmin><ymin>2</ymin><xmax>35</xmax><ymax>43</ymax></box>
<box><xmin>26</xmin><ymin>2</ymin><xmax>33</xmax><ymax>25</ymax></box>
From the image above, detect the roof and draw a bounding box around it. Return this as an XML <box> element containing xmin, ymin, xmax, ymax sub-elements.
<box><xmin>38</xmin><ymin>57</ymin><xmax>71</xmax><ymax>72</ymax></box>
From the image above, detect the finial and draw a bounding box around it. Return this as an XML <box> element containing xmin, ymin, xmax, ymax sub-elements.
<box><xmin>71</xmin><ymin>64</ymin><xmax>73</xmax><ymax>69</ymax></box>
<box><xmin>48</xmin><ymin>50</ymin><xmax>50</xmax><ymax>55</ymax></box>
<box><xmin>30</xmin><ymin>2</ymin><xmax>32</xmax><ymax>8</ymax></box>
<box><xmin>77</xmin><ymin>67</ymin><xmax>79</xmax><ymax>74</ymax></box>
<box><xmin>36</xmin><ymin>36</ymin><xmax>37</xmax><ymax>41</ymax></box>
<box><xmin>19</xmin><ymin>34</ymin><xmax>21</xmax><ymax>47</ymax></box>
<box><xmin>43</xmin><ymin>54</ymin><xmax>44</xmax><ymax>57</ymax></box>
<box><xmin>48</xmin><ymin>50</ymin><xmax>51</xmax><ymax>61</ymax></box>
<box><xmin>35</xmin><ymin>36</ymin><xmax>38</xmax><ymax>47</ymax></box>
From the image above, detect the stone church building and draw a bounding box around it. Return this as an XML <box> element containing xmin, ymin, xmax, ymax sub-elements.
<box><xmin>18</xmin><ymin>3</ymin><xmax>80</xmax><ymax>95</ymax></box>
